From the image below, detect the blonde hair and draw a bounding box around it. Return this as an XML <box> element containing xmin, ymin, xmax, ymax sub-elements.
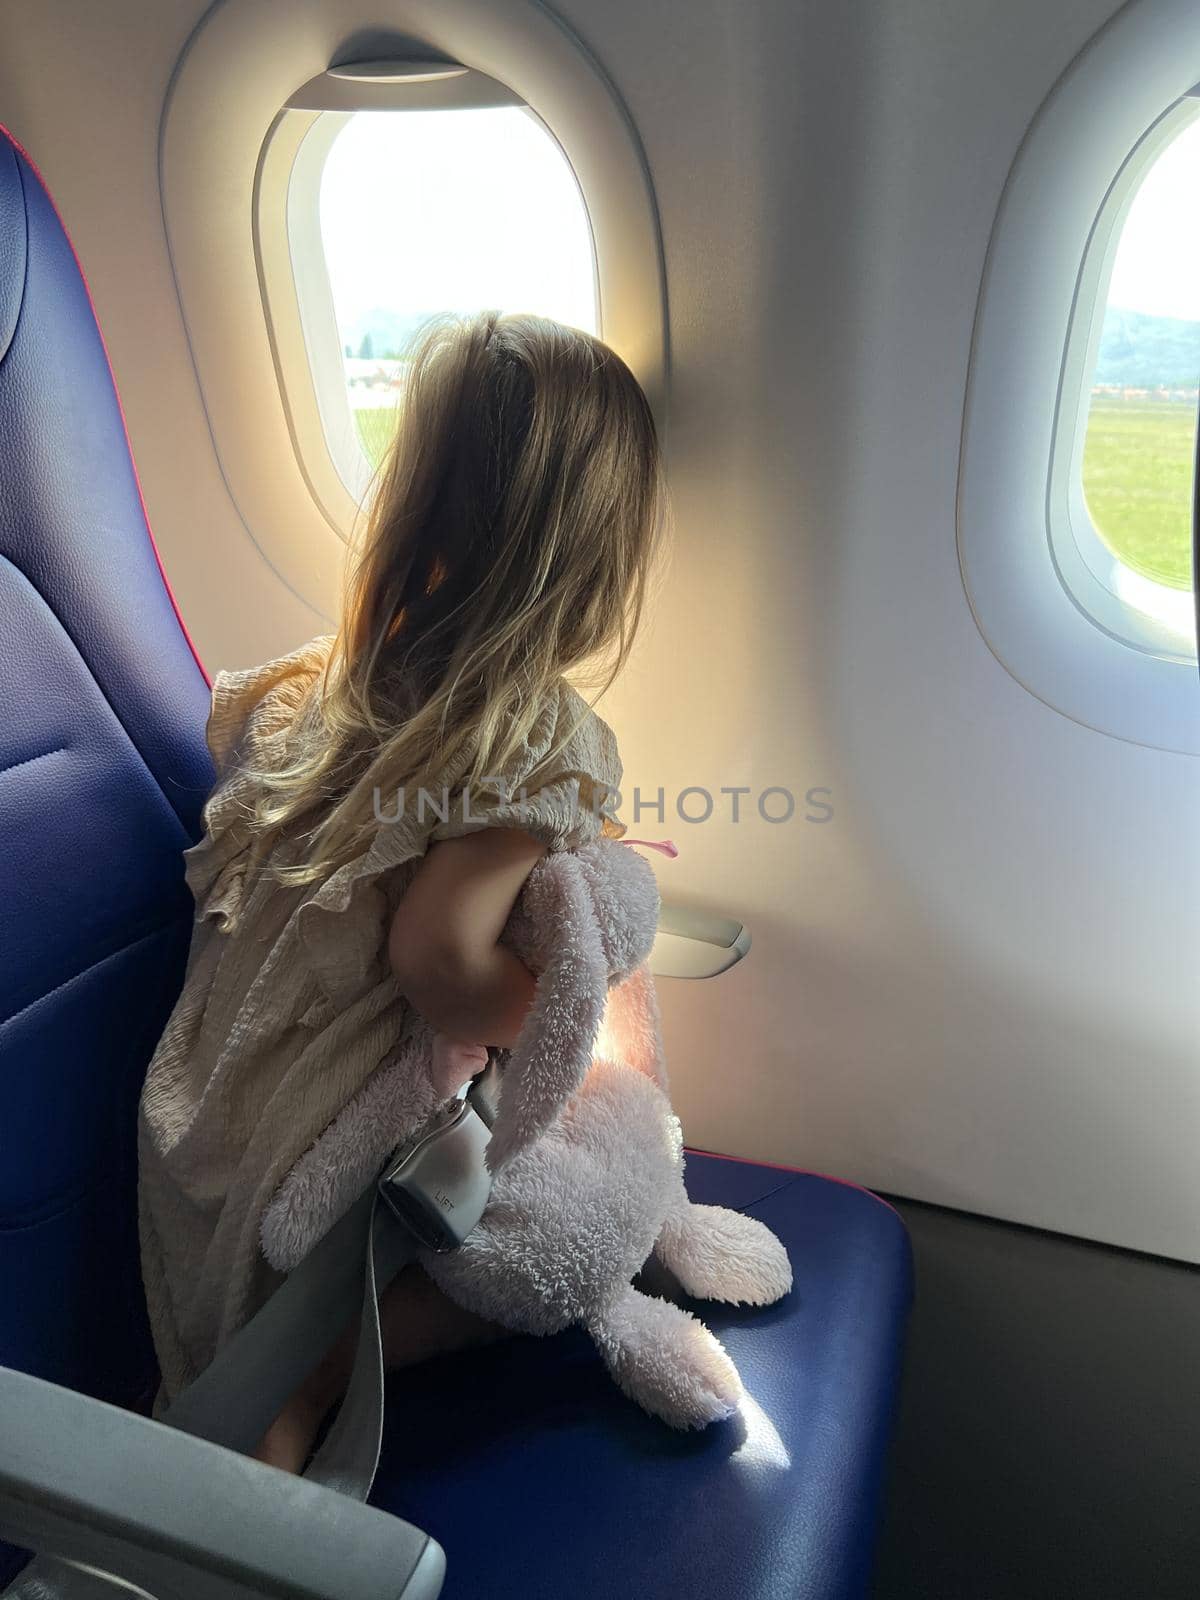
<box><xmin>245</xmin><ymin>310</ymin><xmax>665</xmax><ymax>884</ymax></box>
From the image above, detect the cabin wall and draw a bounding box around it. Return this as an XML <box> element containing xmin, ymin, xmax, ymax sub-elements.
<box><xmin>1</xmin><ymin>0</ymin><xmax>1194</xmax><ymax>1267</ymax></box>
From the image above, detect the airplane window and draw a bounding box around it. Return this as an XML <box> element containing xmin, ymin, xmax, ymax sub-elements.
<box><xmin>961</xmin><ymin>37</ymin><xmax>1198</xmax><ymax>749</ymax></box>
<box><xmin>293</xmin><ymin>106</ymin><xmax>597</xmax><ymax>494</ymax></box>
<box><xmin>1061</xmin><ymin>110</ymin><xmax>1198</xmax><ymax>648</ymax></box>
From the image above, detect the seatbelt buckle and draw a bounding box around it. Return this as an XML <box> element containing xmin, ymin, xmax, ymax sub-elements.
<box><xmin>377</xmin><ymin>1063</ymin><xmax>499</xmax><ymax>1253</ymax></box>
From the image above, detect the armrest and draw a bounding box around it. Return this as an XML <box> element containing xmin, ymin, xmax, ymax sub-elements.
<box><xmin>0</xmin><ymin>1366</ymin><xmax>444</xmax><ymax>1600</ymax></box>
<box><xmin>650</xmin><ymin>903</ymin><xmax>751</xmax><ymax>978</ymax></box>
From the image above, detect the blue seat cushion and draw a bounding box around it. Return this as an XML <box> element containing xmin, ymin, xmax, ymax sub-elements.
<box><xmin>370</xmin><ymin>1154</ymin><xmax>912</xmax><ymax>1599</ymax></box>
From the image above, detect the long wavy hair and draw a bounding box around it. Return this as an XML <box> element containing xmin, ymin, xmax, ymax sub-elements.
<box><xmin>243</xmin><ymin>310</ymin><xmax>665</xmax><ymax>884</ymax></box>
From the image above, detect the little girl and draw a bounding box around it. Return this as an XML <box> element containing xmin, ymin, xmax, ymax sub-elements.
<box><xmin>136</xmin><ymin>310</ymin><xmax>664</xmax><ymax>1473</ymax></box>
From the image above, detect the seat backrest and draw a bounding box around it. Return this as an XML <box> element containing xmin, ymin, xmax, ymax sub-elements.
<box><xmin>0</xmin><ymin>126</ymin><xmax>213</xmax><ymax>1417</ymax></box>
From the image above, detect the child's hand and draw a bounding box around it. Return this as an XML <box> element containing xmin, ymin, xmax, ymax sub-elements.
<box><xmin>430</xmin><ymin>1032</ymin><xmax>491</xmax><ymax>1099</ymax></box>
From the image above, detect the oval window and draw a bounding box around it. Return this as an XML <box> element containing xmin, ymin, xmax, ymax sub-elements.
<box><xmin>286</xmin><ymin>103</ymin><xmax>598</xmax><ymax>500</ymax></box>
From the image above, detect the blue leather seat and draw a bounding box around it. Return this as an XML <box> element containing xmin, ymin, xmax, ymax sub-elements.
<box><xmin>0</xmin><ymin>125</ymin><xmax>213</xmax><ymax>1588</ymax></box>
<box><xmin>371</xmin><ymin>1157</ymin><xmax>911</xmax><ymax>1600</ymax></box>
<box><xmin>0</xmin><ymin>125</ymin><xmax>912</xmax><ymax>1597</ymax></box>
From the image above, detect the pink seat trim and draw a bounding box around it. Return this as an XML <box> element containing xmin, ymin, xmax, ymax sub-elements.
<box><xmin>684</xmin><ymin>1145</ymin><xmax>903</xmax><ymax>1219</ymax></box>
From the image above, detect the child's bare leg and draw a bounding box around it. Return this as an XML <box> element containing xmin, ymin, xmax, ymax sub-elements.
<box><xmin>250</xmin><ymin>1264</ymin><xmax>504</xmax><ymax>1474</ymax></box>
<box><xmin>249</xmin><ymin>1316</ymin><xmax>358</xmax><ymax>1474</ymax></box>
<box><xmin>379</xmin><ymin>1262</ymin><xmax>506</xmax><ymax>1369</ymax></box>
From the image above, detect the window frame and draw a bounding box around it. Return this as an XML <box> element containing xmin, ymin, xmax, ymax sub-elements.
<box><xmin>160</xmin><ymin>1</ymin><xmax>668</xmax><ymax>622</ymax></box>
<box><xmin>257</xmin><ymin>106</ymin><xmax>359</xmax><ymax>541</ymax></box>
<box><xmin>957</xmin><ymin>0</ymin><xmax>1200</xmax><ymax>756</ymax></box>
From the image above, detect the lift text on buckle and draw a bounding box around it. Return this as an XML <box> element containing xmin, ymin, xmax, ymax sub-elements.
<box><xmin>377</xmin><ymin>1060</ymin><xmax>500</xmax><ymax>1253</ymax></box>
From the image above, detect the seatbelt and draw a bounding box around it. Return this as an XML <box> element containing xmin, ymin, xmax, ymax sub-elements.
<box><xmin>170</xmin><ymin>1057</ymin><xmax>500</xmax><ymax>1492</ymax></box>
<box><xmin>5</xmin><ymin>1065</ymin><xmax>500</xmax><ymax>1597</ymax></box>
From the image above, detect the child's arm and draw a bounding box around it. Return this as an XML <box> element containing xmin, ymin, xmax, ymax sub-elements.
<box><xmin>387</xmin><ymin>828</ymin><xmax>548</xmax><ymax>1049</ymax></box>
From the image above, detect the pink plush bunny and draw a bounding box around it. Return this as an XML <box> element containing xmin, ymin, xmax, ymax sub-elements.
<box><xmin>261</xmin><ymin>840</ymin><xmax>791</xmax><ymax>1429</ymax></box>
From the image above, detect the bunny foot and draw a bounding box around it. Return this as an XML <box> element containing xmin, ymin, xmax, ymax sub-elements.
<box><xmin>657</xmin><ymin>1201</ymin><xmax>793</xmax><ymax>1307</ymax></box>
<box><xmin>589</xmin><ymin>1282</ymin><xmax>743</xmax><ymax>1430</ymax></box>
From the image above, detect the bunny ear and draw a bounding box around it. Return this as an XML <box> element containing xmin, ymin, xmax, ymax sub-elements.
<box><xmin>486</xmin><ymin>856</ymin><xmax>609</xmax><ymax>1172</ymax></box>
<box><xmin>599</xmin><ymin>963</ymin><xmax>668</xmax><ymax>1093</ymax></box>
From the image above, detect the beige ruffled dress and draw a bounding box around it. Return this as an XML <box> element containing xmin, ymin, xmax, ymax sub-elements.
<box><xmin>136</xmin><ymin>634</ymin><xmax>623</xmax><ymax>1416</ymax></box>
